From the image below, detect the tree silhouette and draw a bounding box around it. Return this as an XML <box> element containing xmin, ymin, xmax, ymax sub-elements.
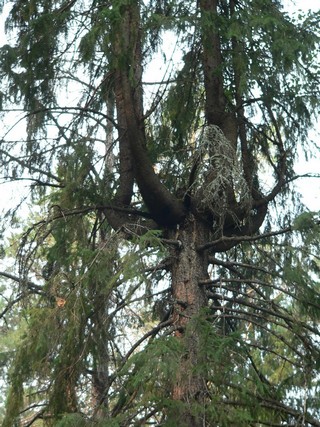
<box><xmin>0</xmin><ymin>1</ymin><xmax>320</xmax><ymax>426</ymax></box>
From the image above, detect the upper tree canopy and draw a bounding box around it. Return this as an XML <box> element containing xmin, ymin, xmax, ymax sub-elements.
<box><xmin>0</xmin><ymin>1</ymin><xmax>320</xmax><ymax>426</ymax></box>
<box><xmin>0</xmin><ymin>0</ymin><xmax>318</xmax><ymax>230</ymax></box>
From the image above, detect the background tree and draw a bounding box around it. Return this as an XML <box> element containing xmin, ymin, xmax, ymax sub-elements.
<box><xmin>0</xmin><ymin>0</ymin><xmax>320</xmax><ymax>426</ymax></box>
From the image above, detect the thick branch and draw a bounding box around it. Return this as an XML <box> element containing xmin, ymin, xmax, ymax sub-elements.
<box><xmin>106</xmin><ymin>74</ymin><xmax>135</xmax><ymax>229</ymax></box>
<box><xmin>199</xmin><ymin>0</ymin><xmax>226</xmax><ymax>125</ymax></box>
<box><xmin>112</xmin><ymin>3</ymin><xmax>185</xmax><ymax>227</ymax></box>
<box><xmin>230</xmin><ymin>0</ymin><xmax>253</xmax><ymax>190</ymax></box>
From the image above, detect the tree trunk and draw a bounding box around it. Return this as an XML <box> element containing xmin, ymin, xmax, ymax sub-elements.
<box><xmin>169</xmin><ymin>214</ymin><xmax>210</xmax><ymax>427</ymax></box>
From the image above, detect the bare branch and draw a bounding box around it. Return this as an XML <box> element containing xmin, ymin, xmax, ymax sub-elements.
<box><xmin>197</xmin><ymin>226</ymin><xmax>292</xmax><ymax>252</ymax></box>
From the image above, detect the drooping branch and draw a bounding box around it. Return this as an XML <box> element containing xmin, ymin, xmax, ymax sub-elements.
<box><xmin>263</xmin><ymin>103</ymin><xmax>287</xmax><ymax>201</ymax></box>
<box><xmin>94</xmin><ymin>318</ymin><xmax>174</xmax><ymax>417</ymax></box>
<box><xmin>220</xmin><ymin>386</ymin><xmax>320</xmax><ymax>427</ymax></box>
<box><xmin>197</xmin><ymin>223</ymin><xmax>291</xmax><ymax>252</ymax></box>
<box><xmin>0</xmin><ymin>148</ymin><xmax>62</xmax><ymax>183</ymax></box>
<box><xmin>0</xmin><ymin>272</ymin><xmax>46</xmax><ymax>320</ymax></box>
<box><xmin>206</xmin><ymin>290</ymin><xmax>319</xmax><ymax>337</ymax></box>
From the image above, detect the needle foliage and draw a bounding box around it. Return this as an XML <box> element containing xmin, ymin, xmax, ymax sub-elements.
<box><xmin>0</xmin><ymin>1</ymin><xmax>320</xmax><ymax>426</ymax></box>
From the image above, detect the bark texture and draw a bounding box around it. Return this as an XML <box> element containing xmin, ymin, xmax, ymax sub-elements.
<box><xmin>169</xmin><ymin>215</ymin><xmax>210</xmax><ymax>426</ymax></box>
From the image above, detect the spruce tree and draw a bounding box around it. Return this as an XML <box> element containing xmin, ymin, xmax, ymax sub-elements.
<box><xmin>0</xmin><ymin>0</ymin><xmax>320</xmax><ymax>426</ymax></box>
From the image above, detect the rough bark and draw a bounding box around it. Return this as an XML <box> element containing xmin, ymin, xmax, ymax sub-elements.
<box><xmin>168</xmin><ymin>215</ymin><xmax>210</xmax><ymax>426</ymax></box>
